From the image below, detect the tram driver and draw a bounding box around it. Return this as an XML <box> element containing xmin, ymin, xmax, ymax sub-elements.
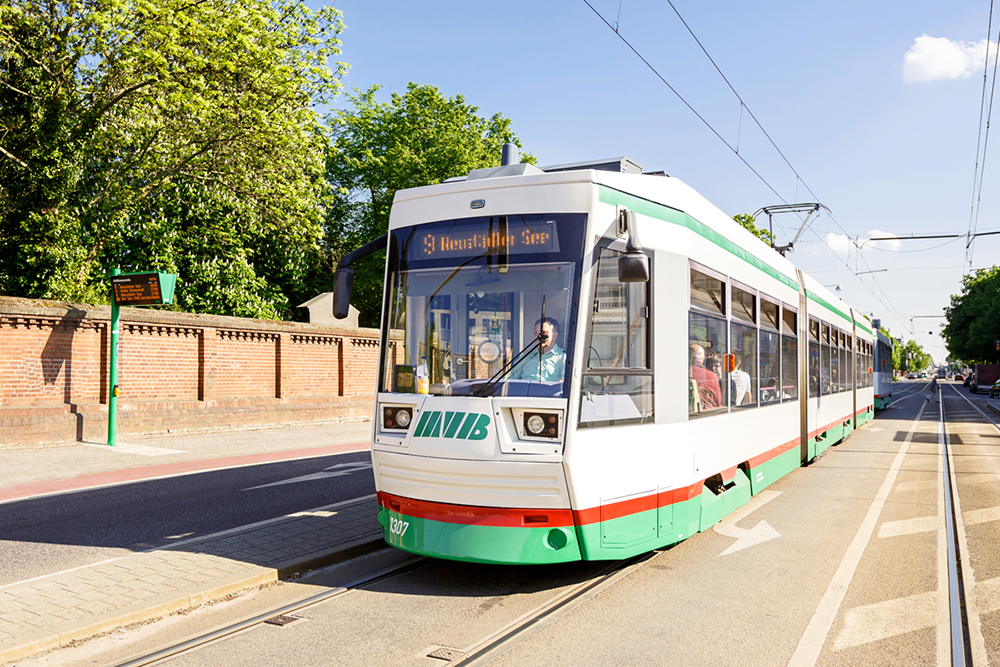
<box><xmin>510</xmin><ymin>317</ymin><xmax>566</xmax><ymax>382</ymax></box>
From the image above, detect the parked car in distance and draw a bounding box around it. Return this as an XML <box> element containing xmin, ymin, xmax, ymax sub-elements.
<box><xmin>990</xmin><ymin>380</ymin><xmax>1000</xmax><ymax>398</ymax></box>
<box><xmin>908</xmin><ymin>372</ymin><xmax>917</xmax><ymax>379</ymax></box>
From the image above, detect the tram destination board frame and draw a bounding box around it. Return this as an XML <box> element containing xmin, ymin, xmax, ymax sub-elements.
<box><xmin>110</xmin><ymin>272</ymin><xmax>176</xmax><ymax>306</ymax></box>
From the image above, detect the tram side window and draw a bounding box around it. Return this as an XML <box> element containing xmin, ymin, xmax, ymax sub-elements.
<box><xmin>821</xmin><ymin>323</ymin><xmax>833</xmax><ymax>395</ymax></box>
<box><xmin>845</xmin><ymin>334</ymin><xmax>853</xmax><ymax>390</ymax></box>
<box><xmin>808</xmin><ymin>320</ymin><xmax>820</xmax><ymax>398</ymax></box>
<box><xmin>689</xmin><ymin>267</ymin><xmax>728</xmax><ymax>417</ymax></box>
<box><xmin>781</xmin><ymin>306</ymin><xmax>798</xmax><ymax>401</ymax></box>
<box><xmin>730</xmin><ymin>285</ymin><xmax>757</xmax><ymax>409</ymax></box>
<box><xmin>759</xmin><ymin>299</ymin><xmax>780</xmax><ymax>405</ymax></box>
<box><xmin>580</xmin><ymin>247</ymin><xmax>653</xmax><ymax>427</ymax></box>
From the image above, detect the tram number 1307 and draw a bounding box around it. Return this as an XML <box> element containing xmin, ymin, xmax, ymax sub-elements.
<box><xmin>389</xmin><ymin>516</ymin><xmax>410</xmax><ymax>537</ymax></box>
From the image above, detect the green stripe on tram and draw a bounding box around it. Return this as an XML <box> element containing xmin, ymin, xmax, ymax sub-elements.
<box><xmin>598</xmin><ymin>186</ymin><xmax>799</xmax><ymax>292</ymax></box>
<box><xmin>598</xmin><ymin>185</ymin><xmax>868</xmax><ymax>331</ymax></box>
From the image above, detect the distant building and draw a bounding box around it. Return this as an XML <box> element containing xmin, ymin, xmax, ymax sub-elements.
<box><xmin>298</xmin><ymin>292</ymin><xmax>359</xmax><ymax>327</ymax></box>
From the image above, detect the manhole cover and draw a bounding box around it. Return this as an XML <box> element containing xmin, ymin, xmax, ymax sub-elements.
<box><xmin>427</xmin><ymin>646</ymin><xmax>465</xmax><ymax>661</ymax></box>
<box><xmin>264</xmin><ymin>614</ymin><xmax>299</xmax><ymax>626</ymax></box>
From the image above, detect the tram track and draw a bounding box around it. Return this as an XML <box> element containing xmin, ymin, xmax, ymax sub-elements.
<box><xmin>111</xmin><ymin>548</ymin><xmax>655</xmax><ymax>667</ymax></box>
<box><xmin>111</xmin><ymin>555</ymin><xmax>431</xmax><ymax>667</ymax></box>
<box><xmin>939</xmin><ymin>384</ymin><xmax>1000</xmax><ymax>667</ymax></box>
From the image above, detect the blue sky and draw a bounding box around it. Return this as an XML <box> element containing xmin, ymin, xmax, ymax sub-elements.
<box><xmin>326</xmin><ymin>0</ymin><xmax>1000</xmax><ymax>363</ymax></box>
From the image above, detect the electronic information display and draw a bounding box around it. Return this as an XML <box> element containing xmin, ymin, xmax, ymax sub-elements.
<box><xmin>111</xmin><ymin>272</ymin><xmax>175</xmax><ymax>306</ymax></box>
<box><xmin>418</xmin><ymin>220</ymin><xmax>560</xmax><ymax>259</ymax></box>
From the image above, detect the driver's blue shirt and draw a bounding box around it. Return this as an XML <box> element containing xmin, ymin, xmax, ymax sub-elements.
<box><xmin>510</xmin><ymin>344</ymin><xmax>566</xmax><ymax>382</ymax></box>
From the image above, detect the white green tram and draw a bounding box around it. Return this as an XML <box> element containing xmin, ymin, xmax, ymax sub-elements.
<box><xmin>333</xmin><ymin>147</ymin><xmax>876</xmax><ymax>564</ymax></box>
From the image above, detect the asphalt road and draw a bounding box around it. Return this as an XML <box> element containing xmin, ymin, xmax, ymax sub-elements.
<box><xmin>0</xmin><ymin>449</ymin><xmax>374</xmax><ymax>586</ymax></box>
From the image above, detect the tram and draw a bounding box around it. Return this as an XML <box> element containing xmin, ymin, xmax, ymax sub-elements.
<box><xmin>872</xmin><ymin>322</ymin><xmax>895</xmax><ymax>409</ymax></box>
<box><xmin>333</xmin><ymin>146</ymin><xmax>876</xmax><ymax>564</ymax></box>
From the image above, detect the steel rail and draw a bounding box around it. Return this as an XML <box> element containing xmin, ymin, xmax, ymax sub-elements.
<box><xmin>112</xmin><ymin>554</ymin><xmax>428</xmax><ymax>667</ymax></box>
<box><xmin>446</xmin><ymin>552</ymin><xmax>655</xmax><ymax>666</ymax></box>
<box><xmin>940</xmin><ymin>388</ymin><xmax>971</xmax><ymax>667</ymax></box>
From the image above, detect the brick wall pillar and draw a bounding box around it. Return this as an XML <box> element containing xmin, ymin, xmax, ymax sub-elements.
<box><xmin>199</xmin><ymin>327</ymin><xmax>216</xmax><ymax>401</ymax></box>
<box><xmin>276</xmin><ymin>332</ymin><xmax>290</xmax><ymax>399</ymax></box>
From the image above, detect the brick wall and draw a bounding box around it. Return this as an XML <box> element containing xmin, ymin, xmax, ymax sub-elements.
<box><xmin>0</xmin><ymin>296</ymin><xmax>387</xmax><ymax>449</ymax></box>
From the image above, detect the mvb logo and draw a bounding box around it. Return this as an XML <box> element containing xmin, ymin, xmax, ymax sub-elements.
<box><xmin>413</xmin><ymin>411</ymin><xmax>491</xmax><ymax>440</ymax></box>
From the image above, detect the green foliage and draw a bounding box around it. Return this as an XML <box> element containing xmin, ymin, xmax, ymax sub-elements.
<box><xmin>1</xmin><ymin>0</ymin><xmax>345</xmax><ymax>318</ymax></box>
<box><xmin>732</xmin><ymin>213</ymin><xmax>774</xmax><ymax>246</ymax></box>
<box><xmin>893</xmin><ymin>338</ymin><xmax>933</xmax><ymax>373</ymax></box>
<box><xmin>942</xmin><ymin>266</ymin><xmax>1000</xmax><ymax>364</ymax></box>
<box><xmin>326</xmin><ymin>83</ymin><xmax>533</xmax><ymax>326</ymax></box>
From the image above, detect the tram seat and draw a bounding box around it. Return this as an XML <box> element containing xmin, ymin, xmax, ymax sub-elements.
<box><xmin>690</xmin><ymin>379</ymin><xmax>701</xmax><ymax>413</ymax></box>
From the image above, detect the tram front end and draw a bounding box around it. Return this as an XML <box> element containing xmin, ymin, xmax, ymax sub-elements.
<box><xmin>360</xmin><ymin>176</ymin><xmax>593</xmax><ymax>564</ymax></box>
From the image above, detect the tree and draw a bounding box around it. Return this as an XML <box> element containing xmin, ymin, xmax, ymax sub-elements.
<box><xmin>326</xmin><ymin>83</ymin><xmax>533</xmax><ymax>326</ymax></box>
<box><xmin>1</xmin><ymin>0</ymin><xmax>345</xmax><ymax>317</ymax></box>
<box><xmin>732</xmin><ymin>213</ymin><xmax>774</xmax><ymax>246</ymax></box>
<box><xmin>942</xmin><ymin>266</ymin><xmax>1000</xmax><ymax>365</ymax></box>
<box><xmin>893</xmin><ymin>338</ymin><xmax>932</xmax><ymax>373</ymax></box>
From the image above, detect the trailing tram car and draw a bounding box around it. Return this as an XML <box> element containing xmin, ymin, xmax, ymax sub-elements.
<box><xmin>872</xmin><ymin>321</ymin><xmax>895</xmax><ymax>410</ymax></box>
<box><xmin>333</xmin><ymin>147</ymin><xmax>876</xmax><ymax>565</ymax></box>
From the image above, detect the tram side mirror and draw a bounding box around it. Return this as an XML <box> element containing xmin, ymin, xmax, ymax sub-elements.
<box><xmin>618</xmin><ymin>210</ymin><xmax>649</xmax><ymax>283</ymax></box>
<box><xmin>332</xmin><ymin>268</ymin><xmax>356</xmax><ymax>319</ymax></box>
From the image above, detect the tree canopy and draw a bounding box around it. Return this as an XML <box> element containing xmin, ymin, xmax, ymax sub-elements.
<box><xmin>325</xmin><ymin>83</ymin><xmax>533</xmax><ymax>326</ymax></box>
<box><xmin>942</xmin><ymin>266</ymin><xmax>1000</xmax><ymax>365</ymax></box>
<box><xmin>732</xmin><ymin>213</ymin><xmax>774</xmax><ymax>246</ymax></box>
<box><xmin>892</xmin><ymin>338</ymin><xmax>933</xmax><ymax>373</ymax></box>
<box><xmin>1</xmin><ymin>0</ymin><xmax>346</xmax><ymax>317</ymax></box>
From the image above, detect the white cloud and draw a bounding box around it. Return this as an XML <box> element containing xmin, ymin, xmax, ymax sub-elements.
<box><xmin>901</xmin><ymin>35</ymin><xmax>994</xmax><ymax>83</ymax></box>
<box><xmin>866</xmin><ymin>229</ymin><xmax>902</xmax><ymax>252</ymax></box>
<box><xmin>823</xmin><ymin>232</ymin><xmax>854</xmax><ymax>255</ymax></box>
<box><xmin>815</xmin><ymin>230</ymin><xmax>901</xmax><ymax>255</ymax></box>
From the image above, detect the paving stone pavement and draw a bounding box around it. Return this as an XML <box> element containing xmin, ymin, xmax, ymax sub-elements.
<box><xmin>0</xmin><ymin>494</ymin><xmax>383</xmax><ymax>664</ymax></box>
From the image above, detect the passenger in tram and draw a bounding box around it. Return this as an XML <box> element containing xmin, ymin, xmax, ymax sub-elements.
<box><xmin>510</xmin><ymin>317</ymin><xmax>566</xmax><ymax>382</ymax></box>
<box><xmin>690</xmin><ymin>343</ymin><xmax>722</xmax><ymax>409</ymax></box>
<box><xmin>730</xmin><ymin>353</ymin><xmax>751</xmax><ymax>406</ymax></box>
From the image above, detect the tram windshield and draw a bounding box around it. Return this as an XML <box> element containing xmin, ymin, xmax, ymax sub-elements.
<box><xmin>379</xmin><ymin>214</ymin><xmax>587</xmax><ymax>398</ymax></box>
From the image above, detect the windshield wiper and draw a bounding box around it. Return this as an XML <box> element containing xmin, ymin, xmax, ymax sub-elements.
<box><xmin>473</xmin><ymin>332</ymin><xmax>547</xmax><ymax>398</ymax></box>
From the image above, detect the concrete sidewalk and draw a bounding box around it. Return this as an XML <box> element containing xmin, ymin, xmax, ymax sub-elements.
<box><xmin>0</xmin><ymin>420</ymin><xmax>373</xmax><ymax>501</ymax></box>
<box><xmin>0</xmin><ymin>419</ymin><xmax>385</xmax><ymax>664</ymax></box>
<box><xmin>0</xmin><ymin>494</ymin><xmax>384</xmax><ymax>664</ymax></box>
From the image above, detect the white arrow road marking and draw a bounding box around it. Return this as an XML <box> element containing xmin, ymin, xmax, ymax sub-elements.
<box><xmin>243</xmin><ymin>462</ymin><xmax>373</xmax><ymax>490</ymax></box>
<box><xmin>713</xmin><ymin>490</ymin><xmax>782</xmax><ymax>556</ymax></box>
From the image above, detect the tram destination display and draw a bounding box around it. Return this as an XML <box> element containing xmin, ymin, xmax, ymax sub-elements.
<box><xmin>110</xmin><ymin>272</ymin><xmax>176</xmax><ymax>306</ymax></box>
<box><xmin>418</xmin><ymin>218</ymin><xmax>560</xmax><ymax>259</ymax></box>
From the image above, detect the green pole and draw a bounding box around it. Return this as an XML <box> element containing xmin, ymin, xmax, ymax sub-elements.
<box><xmin>108</xmin><ymin>268</ymin><xmax>121</xmax><ymax>447</ymax></box>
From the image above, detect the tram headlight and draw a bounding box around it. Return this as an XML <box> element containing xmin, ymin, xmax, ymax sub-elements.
<box><xmin>382</xmin><ymin>406</ymin><xmax>413</xmax><ymax>431</ymax></box>
<box><xmin>526</xmin><ymin>414</ymin><xmax>545</xmax><ymax>434</ymax></box>
<box><xmin>523</xmin><ymin>411</ymin><xmax>559</xmax><ymax>439</ymax></box>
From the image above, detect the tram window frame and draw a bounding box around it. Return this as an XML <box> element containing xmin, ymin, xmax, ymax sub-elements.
<box><xmin>821</xmin><ymin>322</ymin><xmax>832</xmax><ymax>395</ymax></box>
<box><xmin>580</xmin><ymin>243</ymin><xmax>654</xmax><ymax>429</ymax></box>
<box><xmin>730</xmin><ymin>281</ymin><xmax>757</xmax><ymax>325</ymax></box>
<box><xmin>808</xmin><ymin>318</ymin><xmax>820</xmax><ymax>398</ymax></box>
<box><xmin>689</xmin><ymin>263</ymin><xmax>728</xmax><ymax>317</ymax></box>
<box><xmin>689</xmin><ymin>262</ymin><xmax>729</xmax><ymax>419</ymax></box>
<box><xmin>845</xmin><ymin>334</ymin><xmax>853</xmax><ymax>390</ymax></box>
<box><xmin>780</xmin><ymin>304</ymin><xmax>798</xmax><ymax>401</ymax></box>
<box><xmin>759</xmin><ymin>296</ymin><xmax>781</xmax><ymax>406</ymax></box>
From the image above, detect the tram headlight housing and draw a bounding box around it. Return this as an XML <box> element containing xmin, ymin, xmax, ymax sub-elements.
<box><xmin>382</xmin><ymin>405</ymin><xmax>413</xmax><ymax>431</ymax></box>
<box><xmin>523</xmin><ymin>411</ymin><xmax>559</xmax><ymax>439</ymax></box>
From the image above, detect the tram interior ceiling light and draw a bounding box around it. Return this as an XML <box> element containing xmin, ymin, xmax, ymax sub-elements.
<box><xmin>523</xmin><ymin>411</ymin><xmax>559</xmax><ymax>438</ymax></box>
